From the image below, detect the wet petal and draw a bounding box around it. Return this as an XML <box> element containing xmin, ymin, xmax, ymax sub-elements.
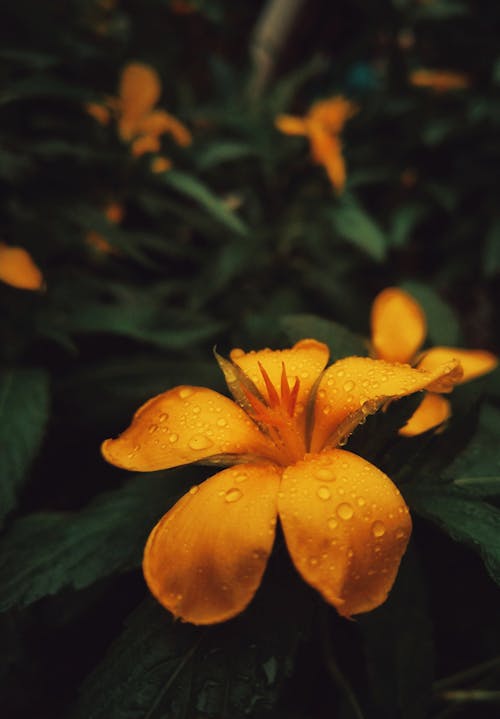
<box><xmin>399</xmin><ymin>392</ymin><xmax>451</xmax><ymax>437</ymax></box>
<box><xmin>137</xmin><ymin>110</ymin><xmax>192</xmax><ymax>146</ymax></box>
<box><xmin>417</xmin><ymin>346</ymin><xmax>498</xmax><ymax>384</ymax></box>
<box><xmin>143</xmin><ymin>462</ymin><xmax>281</xmax><ymax>624</ymax></box>
<box><xmin>229</xmin><ymin>339</ymin><xmax>329</xmax><ymax>417</ymax></box>
<box><xmin>275</xmin><ymin>114</ymin><xmax>308</xmax><ymax>135</ymax></box>
<box><xmin>118</xmin><ymin>63</ymin><xmax>161</xmax><ymax>139</ymax></box>
<box><xmin>310</xmin><ymin>356</ymin><xmax>463</xmax><ymax>452</ymax></box>
<box><xmin>0</xmin><ymin>243</ymin><xmax>43</xmax><ymax>291</ymax></box>
<box><xmin>370</xmin><ymin>287</ymin><xmax>426</xmax><ymax>364</ymax></box>
<box><xmin>102</xmin><ymin>386</ymin><xmax>278</xmax><ymax>471</ymax></box>
<box><xmin>278</xmin><ymin>450</ymin><xmax>411</xmax><ymax>617</ymax></box>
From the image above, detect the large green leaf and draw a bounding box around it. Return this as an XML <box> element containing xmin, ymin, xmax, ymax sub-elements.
<box><xmin>0</xmin><ymin>368</ymin><xmax>50</xmax><ymax>526</ymax></box>
<box><xmin>281</xmin><ymin>314</ymin><xmax>367</xmax><ymax>361</ymax></box>
<box><xmin>161</xmin><ymin>170</ymin><xmax>249</xmax><ymax>236</ymax></box>
<box><xmin>444</xmin><ymin>404</ymin><xmax>500</xmax><ymax>479</ymax></box>
<box><xmin>329</xmin><ymin>197</ymin><xmax>387</xmax><ymax>262</ymax></box>
<box><xmin>71</xmin><ymin>563</ymin><xmax>311</xmax><ymax>719</ymax></box>
<box><xmin>0</xmin><ymin>471</ymin><xmax>191</xmax><ymax>611</ymax></box>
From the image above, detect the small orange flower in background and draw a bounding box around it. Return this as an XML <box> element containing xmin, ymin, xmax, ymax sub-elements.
<box><xmin>86</xmin><ymin>62</ymin><xmax>192</xmax><ymax>171</ymax></box>
<box><xmin>370</xmin><ymin>287</ymin><xmax>497</xmax><ymax>436</ymax></box>
<box><xmin>170</xmin><ymin>0</ymin><xmax>198</xmax><ymax>14</ymax></box>
<box><xmin>86</xmin><ymin>202</ymin><xmax>124</xmax><ymax>255</ymax></box>
<box><xmin>102</xmin><ymin>339</ymin><xmax>463</xmax><ymax>625</ymax></box>
<box><xmin>409</xmin><ymin>69</ymin><xmax>470</xmax><ymax>93</ymax></box>
<box><xmin>276</xmin><ymin>97</ymin><xmax>358</xmax><ymax>193</ymax></box>
<box><xmin>0</xmin><ymin>242</ymin><xmax>44</xmax><ymax>291</ymax></box>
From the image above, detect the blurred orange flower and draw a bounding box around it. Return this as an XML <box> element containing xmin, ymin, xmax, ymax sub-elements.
<box><xmin>102</xmin><ymin>339</ymin><xmax>463</xmax><ymax>624</ymax></box>
<box><xmin>276</xmin><ymin>97</ymin><xmax>358</xmax><ymax>193</ymax></box>
<box><xmin>170</xmin><ymin>0</ymin><xmax>198</xmax><ymax>13</ymax></box>
<box><xmin>0</xmin><ymin>242</ymin><xmax>43</xmax><ymax>291</ymax></box>
<box><xmin>86</xmin><ymin>63</ymin><xmax>192</xmax><ymax>170</ymax></box>
<box><xmin>370</xmin><ymin>287</ymin><xmax>497</xmax><ymax>436</ymax></box>
<box><xmin>409</xmin><ymin>69</ymin><xmax>469</xmax><ymax>92</ymax></box>
<box><xmin>86</xmin><ymin>202</ymin><xmax>124</xmax><ymax>255</ymax></box>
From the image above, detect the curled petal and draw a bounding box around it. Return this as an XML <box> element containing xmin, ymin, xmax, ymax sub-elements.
<box><xmin>417</xmin><ymin>346</ymin><xmax>498</xmax><ymax>384</ymax></box>
<box><xmin>278</xmin><ymin>450</ymin><xmax>411</xmax><ymax>617</ymax></box>
<box><xmin>370</xmin><ymin>287</ymin><xmax>426</xmax><ymax>364</ymax></box>
<box><xmin>102</xmin><ymin>386</ymin><xmax>278</xmax><ymax>471</ymax></box>
<box><xmin>137</xmin><ymin>110</ymin><xmax>192</xmax><ymax>146</ymax></box>
<box><xmin>0</xmin><ymin>243</ymin><xmax>43</xmax><ymax>291</ymax></box>
<box><xmin>118</xmin><ymin>63</ymin><xmax>161</xmax><ymax>139</ymax></box>
<box><xmin>399</xmin><ymin>392</ymin><xmax>451</xmax><ymax>437</ymax></box>
<box><xmin>229</xmin><ymin>339</ymin><xmax>329</xmax><ymax>418</ymax></box>
<box><xmin>310</xmin><ymin>356</ymin><xmax>463</xmax><ymax>452</ymax></box>
<box><xmin>144</xmin><ymin>462</ymin><xmax>281</xmax><ymax>624</ymax></box>
<box><xmin>275</xmin><ymin>114</ymin><xmax>308</xmax><ymax>136</ymax></box>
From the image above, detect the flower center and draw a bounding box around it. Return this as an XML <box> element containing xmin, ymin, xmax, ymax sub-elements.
<box><xmin>242</xmin><ymin>362</ymin><xmax>307</xmax><ymax>465</ymax></box>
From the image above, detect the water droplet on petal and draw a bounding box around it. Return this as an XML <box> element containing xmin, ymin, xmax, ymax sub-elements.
<box><xmin>188</xmin><ymin>434</ymin><xmax>213</xmax><ymax>451</ymax></box>
<box><xmin>317</xmin><ymin>486</ymin><xmax>331</xmax><ymax>501</ymax></box>
<box><xmin>327</xmin><ymin>517</ymin><xmax>338</xmax><ymax>530</ymax></box>
<box><xmin>224</xmin><ymin>487</ymin><xmax>242</xmax><ymax>503</ymax></box>
<box><xmin>357</xmin><ymin>497</ymin><xmax>366</xmax><ymax>507</ymax></box>
<box><xmin>192</xmin><ymin>405</ymin><xmax>200</xmax><ymax>414</ymax></box>
<box><xmin>309</xmin><ymin>557</ymin><xmax>319</xmax><ymax>567</ymax></box>
<box><xmin>235</xmin><ymin>472</ymin><xmax>247</xmax><ymax>483</ymax></box>
<box><xmin>158</xmin><ymin>412</ymin><xmax>168</xmax><ymax>423</ymax></box>
<box><xmin>315</xmin><ymin>467</ymin><xmax>335</xmax><ymax>482</ymax></box>
<box><xmin>148</xmin><ymin>424</ymin><xmax>159</xmax><ymax>434</ymax></box>
<box><xmin>343</xmin><ymin>380</ymin><xmax>355</xmax><ymax>392</ymax></box>
<box><xmin>179</xmin><ymin>387</ymin><xmax>194</xmax><ymax>399</ymax></box>
<box><xmin>168</xmin><ymin>433</ymin><xmax>179</xmax><ymax>443</ymax></box>
<box><xmin>337</xmin><ymin>502</ymin><xmax>354</xmax><ymax>520</ymax></box>
<box><xmin>217</xmin><ymin>418</ymin><xmax>227</xmax><ymax>427</ymax></box>
<box><xmin>396</xmin><ymin>528</ymin><xmax>407</xmax><ymax>540</ymax></box>
<box><xmin>189</xmin><ymin>485</ymin><xmax>199</xmax><ymax>495</ymax></box>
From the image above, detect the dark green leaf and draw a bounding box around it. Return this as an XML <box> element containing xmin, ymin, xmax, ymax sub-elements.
<box><xmin>444</xmin><ymin>404</ymin><xmax>500</xmax><ymax>479</ymax></box>
<box><xmin>197</xmin><ymin>141</ymin><xmax>257</xmax><ymax>170</ymax></box>
<box><xmin>483</xmin><ymin>220</ymin><xmax>500</xmax><ymax>277</ymax></box>
<box><xmin>400</xmin><ymin>281</ymin><xmax>462</xmax><ymax>346</ymax></box>
<box><xmin>281</xmin><ymin>314</ymin><xmax>367</xmax><ymax>361</ymax></box>
<box><xmin>0</xmin><ymin>472</ymin><xmax>188</xmax><ymax>611</ymax></box>
<box><xmin>0</xmin><ymin>368</ymin><xmax>50</xmax><ymax>526</ymax></box>
<box><xmin>160</xmin><ymin>170</ymin><xmax>249</xmax><ymax>236</ymax></box>
<box><xmin>329</xmin><ymin>197</ymin><xmax>387</xmax><ymax>262</ymax></box>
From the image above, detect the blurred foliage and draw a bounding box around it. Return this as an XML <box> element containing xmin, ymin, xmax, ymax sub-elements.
<box><xmin>1</xmin><ymin>0</ymin><xmax>500</xmax><ymax>717</ymax></box>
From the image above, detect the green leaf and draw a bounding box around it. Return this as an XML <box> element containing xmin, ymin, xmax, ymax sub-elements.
<box><xmin>389</xmin><ymin>204</ymin><xmax>428</xmax><ymax>248</ymax></box>
<box><xmin>0</xmin><ymin>472</ymin><xmax>189</xmax><ymax>611</ymax></box>
<box><xmin>483</xmin><ymin>220</ymin><xmax>500</xmax><ymax>277</ymax></box>
<box><xmin>281</xmin><ymin>314</ymin><xmax>367</xmax><ymax>362</ymax></box>
<box><xmin>197</xmin><ymin>141</ymin><xmax>256</xmax><ymax>170</ymax></box>
<box><xmin>400</xmin><ymin>281</ymin><xmax>462</xmax><ymax>346</ymax></box>
<box><xmin>359</xmin><ymin>545</ymin><xmax>434</xmax><ymax>719</ymax></box>
<box><xmin>160</xmin><ymin>170</ymin><xmax>249</xmax><ymax>236</ymax></box>
<box><xmin>406</xmin><ymin>486</ymin><xmax>500</xmax><ymax>587</ymax></box>
<box><xmin>72</xmin><ymin>564</ymin><xmax>311</xmax><ymax>719</ymax></box>
<box><xmin>0</xmin><ymin>368</ymin><xmax>50</xmax><ymax>527</ymax></box>
<box><xmin>329</xmin><ymin>196</ymin><xmax>387</xmax><ymax>262</ymax></box>
<box><xmin>451</xmin><ymin>477</ymin><xmax>500</xmax><ymax>499</ymax></box>
<box><xmin>444</xmin><ymin>404</ymin><xmax>500</xmax><ymax>479</ymax></box>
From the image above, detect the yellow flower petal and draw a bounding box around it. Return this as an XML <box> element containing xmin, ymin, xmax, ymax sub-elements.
<box><xmin>310</xmin><ymin>356</ymin><xmax>463</xmax><ymax>452</ymax></box>
<box><xmin>229</xmin><ymin>339</ymin><xmax>329</xmax><ymax>420</ymax></box>
<box><xmin>0</xmin><ymin>243</ymin><xmax>43</xmax><ymax>291</ymax></box>
<box><xmin>105</xmin><ymin>202</ymin><xmax>124</xmax><ymax>224</ymax></box>
<box><xmin>137</xmin><ymin>110</ymin><xmax>192</xmax><ymax>146</ymax></box>
<box><xmin>86</xmin><ymin>102</ymin><xmax>111</xmax><ymax>125</ymax></box>
<box><xmin>151</xmin><ymin>156</ymin><xmax>173</xmax><ymax>173</ymax></box>
<box><xmin>370</xmin><ymin>287</ymin><xmax>426</xmax><ymax>364</ymax></box>
<box><xmin>409</xmin><ymin>69</ymin><xmax>469</xmax><ymax>92</ymax></box>
<box><xmin>399</xmin><ymin>392</ymin><xmax>451</xmax><ymax>437</ymax></box>
<box><xmin>308</xmin><ymin>96</ymin><xmax>358</xmax><ymax>134</ymax></box>
<box><xmin>278</xmin><ymin>450</ymin><xmax>411</xmax><ymax>617</ymax></box>
<box><xmin>118</xmin><ymin>63</ymin><xmax>162</xmax><ymax>140</ymax></box>
<box><xmin>101</xmin><ymin>385</ymin><xmax>279</xmax><ymax>471</ymax></box>
<box><xmin>275</xmin><ymin>114</ymin><xmax>308</xmax><ymax>136</ymax></box>
<box><xmin>130</xmin><ymin>134</ymin><xmax>161</xmax><ymax>157</ymax></box>
<box><xmin>309</xmin><ymin>130</ymin><xmax>346</xmax><ymax>192</ymax></box>
<box><xmin>143</xmin><ymin>462</ymin><xmax>281</xmax><ymax>624</ymax></box>
<box><xmin>417</xmin><ymin>346</ymin><xmax>498</xmax><ymax>384</ymax></box>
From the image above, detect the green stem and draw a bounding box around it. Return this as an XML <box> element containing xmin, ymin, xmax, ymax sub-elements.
<box><xmin>434</xmin><ymin>655</ymin><xmax>500</xmax><ymax>691</ymax></box>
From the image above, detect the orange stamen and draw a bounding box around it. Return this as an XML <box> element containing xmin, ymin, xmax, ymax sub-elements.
<box><xmin>258</xmin><ymin>362</ymin><xmax>280</xmax><ymax>408</ymax></box>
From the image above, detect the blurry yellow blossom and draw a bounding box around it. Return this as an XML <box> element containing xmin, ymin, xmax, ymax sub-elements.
<box><xmin>409</xmin><ymin>69</ymin><xmax>470</xmax><ymax>92</ymax></box>
<box><xmin>102</xmin><ymin>339</ymin><xmax>462</xmax><ymax>625</ymax></box>
<box><xmin>0</xmin><ymin>242</ymin><xmax>43</xmax><ymax>291</ymax></box>
<box><xmin>370</xmin><ymin>287</ymin><xmax>497</xmax><ymax>436</ymax></box>
<box><xmin>276</xmin><ymin>97</ymin><xmax>358</xmax><ymax>193</ymax></box>
<box><xmin>86</xmin><ymin>203</ymin><xmax>124</xmax><ymax>255</ymax></box>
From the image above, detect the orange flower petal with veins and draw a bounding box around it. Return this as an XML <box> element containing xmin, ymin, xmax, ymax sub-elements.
<box><xmin>0</xmin><ymin>243</ymin><xmax>43</xmax><ymax>290</ymax></box>
<box><xmin>310</xmin><ymin>356</ymin><xmax>463</xmax><ymax>452</ymax></box>
<box><xmin>278</xmin><ymin>450</ymin><xmax>411</xmax><ymax>617</ymax></box>
<box><xmin>417</xmin><ymin>346</ymin><xmax>498</xmax><ymax>384</ymax></box>
<box><xmin>371</xmin><ymin>287</ymin><xmax>427</xmax><ymax>364</ymax></box>
<box><xmin>101</xmin><ymin>385</ymin><xmax>279</xmax><ymax>471</ymax></box>
<box><xmin>399</xmin><ymin>392</ymin><xmax>451</xmax><ymax>437</ymax></box>
<box><xmin>143</xmin><ymin>462</ymin><xmax>281</xmax><ymax>624</ymax></box>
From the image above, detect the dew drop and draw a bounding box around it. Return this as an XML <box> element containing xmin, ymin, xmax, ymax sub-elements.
<box><xmin>357</xmin><ymin>497</ymin><xmax>366</xmax><ymax>507</ymax></box>
<box><xmin>343</xmin><ymin>380</ymin><xmax>355</xmax><ymax>392</ymax></box>
<box><xmin>179</xmin><ymin>387</ymin><xmax>194</xmax><ymax>399</ymax></box>
<box><xmin>309</xmin><ymin>557</ymin><xmax>319</xmax><ymax>567</ymax></box>
<box><xmin>337</xmin><ymin>502</ymin><xmax>354</xmax><ymax>520</ymax></box>
<box><xmin>189</xmin><ymin>485</ymin><xmax>199</xmax><ymax>495</ymax></box>
<box><xmin>224</xmin><ymin>487</ymin><xmax>242</xmax><ymax>503</ymax></box>
<box><xmin>217</xmin><ymin>418</ymin><xmax>227</xmax><ymax>427</ymax></box>
<box><xmin>192</xmin><ymin>405</ymin><xmax>200</xmax><ymax>414</ymax></box>
<box><xmin>315</xmin><ymin>467</ymin><xmax>335</xmax><ymax>482</ymax></box>
<box><xmin>158</xmin><ymin>412</ymin><xmax>168</xmax><ymax>423</ymax></box>
<box><xmin>188</xmin><ymin>434</ymin><xmax>213</xmax><ymax>451</ymax></box>
<box><xmin>396</xmin><ymin>528</ymin><xmax>407</xmax><ymax>540</ymax></box>
<box><xmin>168</xmin><ymin>433</ymin><xmax>179</xmax><ymax>444</ymax></box>
<box><xmin>322</xmin><ymin>405</ymin><xmax>332</xmax><ymax>415</ymax></box>
<box><xmin>148</xmin><ymin>424</ymin><xmax>159</xmax><ymax>435</ymax></box>
<box><xmin>317</xmin><ymin>486</ymin><xmax>331</xmax><ymax>501</ymax></box>
<box><xmin>235</xmin><ymin>472</ymin><xmax>247</xmax><ymax>483</ymax></box>
<box><xmin>327</xmin><ymin>517</ymin><xmax>338</xmax><ymax>530</ymax></box>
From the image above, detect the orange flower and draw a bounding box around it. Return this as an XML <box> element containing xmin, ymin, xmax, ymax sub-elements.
<box><xmin>370</xmin><ymin>287</ymin><xmax>497</xmax><ymax>436</ymax></box>
<box><xmin>86</xmin><ymin>202</ymin><xmax>124</xmax><ymax>255</ymax></box>
<box><xmin>0</xmin><ymin>242</ymin><xmax>43</xmax><ymax>290</ymax></box>
<box><xmin>86</xmin><ymin>62</ymin><xmax>192</xmax><ymax>169</ymax></box>
<box><xmin>102</xmin><ymin>339</ymin><xmax>463</xmax><ymax>625</ymax></box>
<box><xmin>409</xmin><ymin>69</ymin><xmax>469</xmax><ymax>93</ymax></box>
<box><xmin>276</xmin><ymin>97</ymin><xmax>358</xmax><ymax>193</ymax></box>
